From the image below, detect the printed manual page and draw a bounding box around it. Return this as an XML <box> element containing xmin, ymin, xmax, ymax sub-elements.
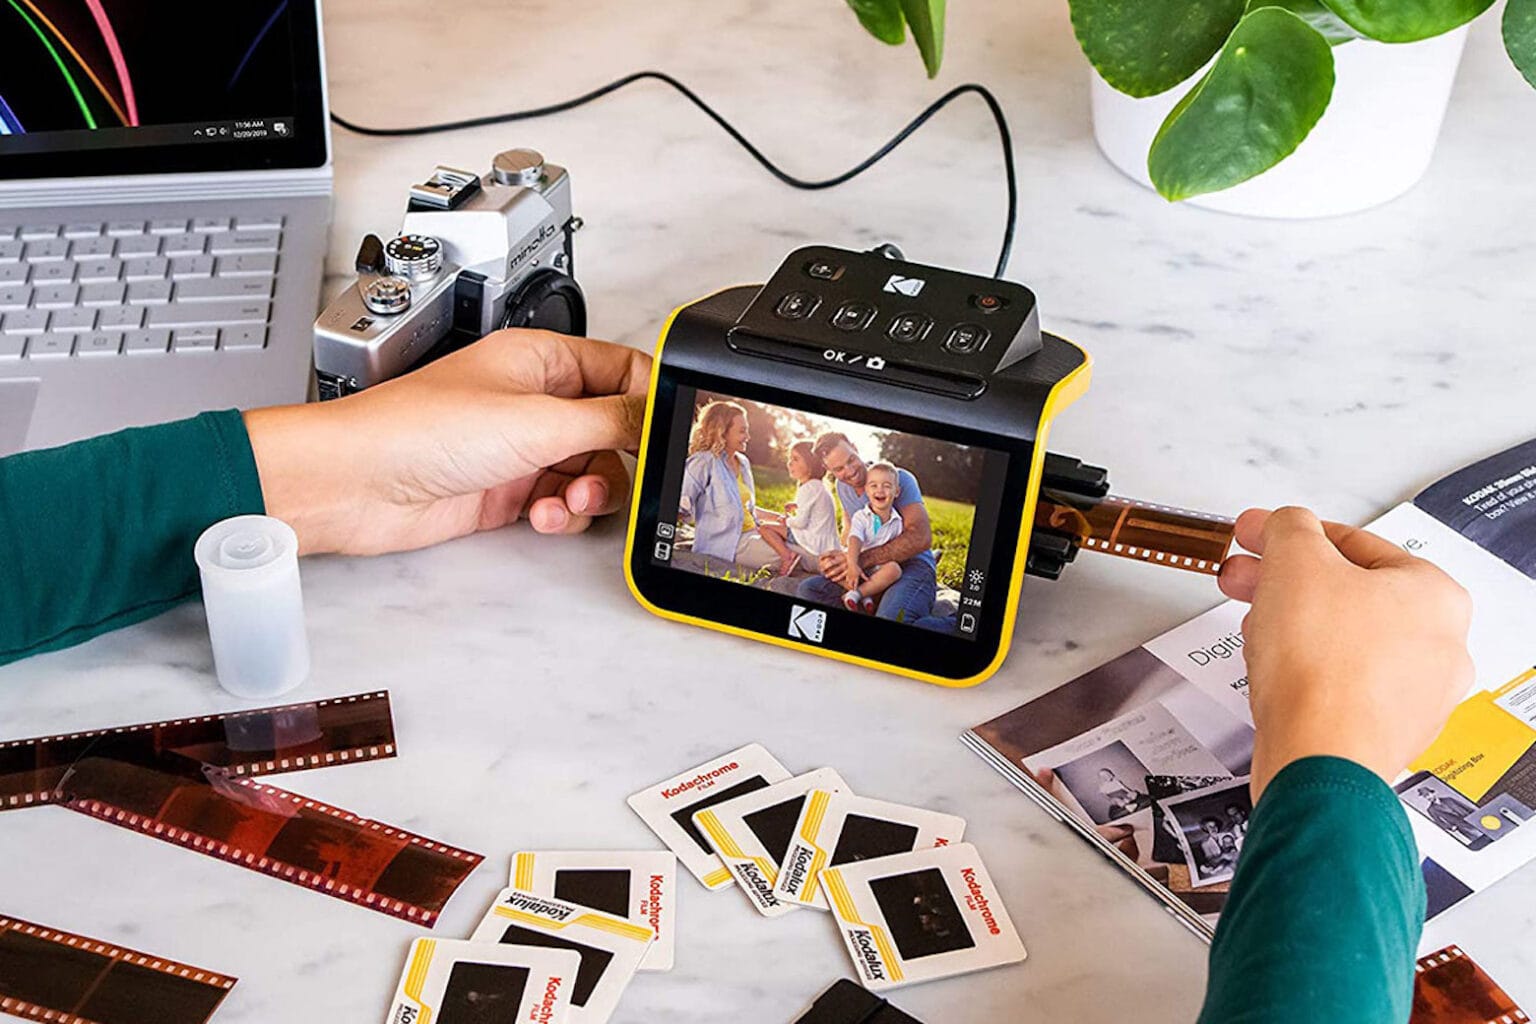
<box><xmin>965</xmin><ymin>439</ymin><xmax>1536</xmax><ymax>943</ymax></box>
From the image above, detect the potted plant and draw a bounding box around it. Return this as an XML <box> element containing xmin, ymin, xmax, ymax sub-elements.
<box><xmin>846</xmin><ymin>0</ymin><xmax>1536</xmax><ymax>217</ymax></box>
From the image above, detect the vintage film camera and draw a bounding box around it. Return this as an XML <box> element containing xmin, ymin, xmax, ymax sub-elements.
<box><xmin>624</xmin><ymin>246</ymin><xmax>1233</xmax><ymax>687</ymax></box>
<box><xmin>313</xmin><ymin>148</ymin><xmax>585</xmax><ymax>398</ymax></box>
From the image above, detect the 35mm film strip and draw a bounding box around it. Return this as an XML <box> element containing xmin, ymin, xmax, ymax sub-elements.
<box><xmin>1</xmin><ymin>692</ymin><xmax>482</xmax><ymax>925</ymax></box>
<box><xmin>0</xmin><ymin>914</ymin><xmax>236</xmax><ymax>1024</ymax></box>
<box><xmin>1413</xmin><ymin>945</ymin><xmax>1529</xmax><ymax>1024</ymax></box>
<box><xmin>1036</xmin><ymin>493</ymin><xmax>1236</xmax><ymax>577</ymax></box>
<box><xmin>1</xmin><ymin>690</ymin><xmax>397</xmax><ymax>810</ymax></box>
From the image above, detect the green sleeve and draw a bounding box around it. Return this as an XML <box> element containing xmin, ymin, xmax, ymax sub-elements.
<box><xmin>0</xmin><ymin>410</ymin><xmax>265</xmax><ymax>666</ymax></box>
<box><xmin>1197</xmin><ymin>756</ymin><xmax>1424</xmax><ymax>1024</ymax></box>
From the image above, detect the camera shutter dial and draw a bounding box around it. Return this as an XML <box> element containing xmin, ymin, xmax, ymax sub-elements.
<box><xmin>383</xmin><ymin>234</ymin><xmax>444</xmax><ymax>281</ymax></box>
<box><xmin>491</xmin><ymin>148</ymin><xmax>546</xmax><ymax>187</ymax></box>
<box><xmin>362</xmin><ymin>276</ymin><xmax>413</xmax><ymax>316</ymax></box>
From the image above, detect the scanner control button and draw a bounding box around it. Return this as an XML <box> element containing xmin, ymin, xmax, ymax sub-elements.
<box><xmin>971</xmin><ymin>293</ymin><xmax>1009</xmax><ymax>314</ymax></box>
<box><xmin>944</xmin><ymin>323</ymin><xmax>990</xmax><ymax>354</ymax></box>
<box><xmin>831</xmin><ymin>301</ymin><xmax>877</xmax><ymax>332</ymax></box>
<box><xmin>888</xmin><ymin>312</ymin><xmax>932</xmax><ymax>344</ymax></box>
<box><xmin>775</xmin><ymin>291</ymin><xmax>820</xmax><ymax>320</ymax></box>
<box><xmin>804</xmin><ymin>259</ymin><xmax>843</xmax><ymax>281</ymax></box>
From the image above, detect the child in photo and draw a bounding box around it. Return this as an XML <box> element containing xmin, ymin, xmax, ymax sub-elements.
<box><xmin>838</xmin><ymin>462</ymin><xmax>904</xmax><ymax>613</ymax></box>
<box><xmin>757</xmin><ymin>441</ymin><xmax>840</xmax><ymax>572</ymax></box>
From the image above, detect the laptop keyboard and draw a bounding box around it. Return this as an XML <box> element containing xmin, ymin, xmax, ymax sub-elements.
<box><xmin>0</xmin><ymin>216</ymin><xmax>281</xmax><ymax>361</ymax></box>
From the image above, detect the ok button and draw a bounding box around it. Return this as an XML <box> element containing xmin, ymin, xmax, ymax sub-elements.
<box><xmin>775</xmin><ymin>291</ymin><xmax>820</xmax><ymax>320</ymax></box>
<box><xmin>831</xmin><ymin>302</ymin><xmax>877</xmax><ymax>332</ymax></box>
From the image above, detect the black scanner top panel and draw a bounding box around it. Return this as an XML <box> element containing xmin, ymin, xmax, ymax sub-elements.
<box><xmin>660</xmin><ymin>247</ymin><xmax>1086</xmax><ymax>445</ymax></box>
<box><xmin>731</xmin><ymin>245</ymin><xmax>1043</xmax><ymax>379</ymax></box>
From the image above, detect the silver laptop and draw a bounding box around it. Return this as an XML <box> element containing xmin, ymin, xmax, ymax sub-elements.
<box><xmin>0</xmin><ymin>0</ymin><xmax>332</xmax><ymax>454</ymax></box>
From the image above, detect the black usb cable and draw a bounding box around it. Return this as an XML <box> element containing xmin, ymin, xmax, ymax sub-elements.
<box><xmin>331</xmin><ymin>70</ymin><xmax>1018</xmax><ymax>279</ymax></box>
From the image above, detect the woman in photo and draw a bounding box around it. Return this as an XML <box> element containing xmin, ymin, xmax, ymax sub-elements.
<box><xmin>677</xmin><ymin>401</ymin><xmax>796</xmax><ymax>572</ymax></box>
<box><xmin>756</xmin><ymin>440</ymin><xmax>840</xmax><ymax>572</ymax></box>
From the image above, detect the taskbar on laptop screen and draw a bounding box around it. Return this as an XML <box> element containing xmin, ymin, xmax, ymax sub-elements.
<box><xmin>0</xmin><ymin>118</ymin><xmax>298</xmax><ymax>156</ymax></box>
<box><xmin>0</xmin><ymin>0</ymin><xmax>325</xmax><ymax>178</ymax></box>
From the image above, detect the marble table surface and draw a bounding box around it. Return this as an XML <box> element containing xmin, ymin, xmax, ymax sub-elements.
<box><xmin>4</xmin><ymin>0</ymin><xmax>1536</xmax><ymax>1021</ymax></box>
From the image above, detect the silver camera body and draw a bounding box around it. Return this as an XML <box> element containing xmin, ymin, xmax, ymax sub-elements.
<box><xmin>314</xmin><ymin>149</ymin><xmax>584</xmax><ymax>398</ymax></box>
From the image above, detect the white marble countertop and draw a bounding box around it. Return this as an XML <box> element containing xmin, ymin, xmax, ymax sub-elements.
<box><xmin>4</xmin><ymin>1</ymin><xmax>1536</xmax><ymax>1021</ymax></box>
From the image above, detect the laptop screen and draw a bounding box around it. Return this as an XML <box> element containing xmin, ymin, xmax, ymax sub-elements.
<box><xmin>0</xmin><ymin>0</ymin><xmax>327</xmax><ymax>180</ymax></box>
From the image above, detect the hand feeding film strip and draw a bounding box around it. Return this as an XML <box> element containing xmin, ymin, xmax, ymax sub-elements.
<box><xmin>0</xmin><ymin>913</ymin><xmax>236</xmax><ymax>1024</ymax></box>
<box><xmin>1035</xmin><ymin>494</ymin><xmax>1236</xmax><ymax>577</ymax></box>
<box><xmin>1412</xmin><ymin>945</ymin><xmax>1529</xmax><ymax>1024</ymax></box>
<box><xmin>0</xmin><ymin>690</ymin><xmax>398</xmax><ymax>810</ymax></box>
<box><xmin>1</xmin><ymin>692</ymin><xmax>482</xmax><ymax>926</ymax></box>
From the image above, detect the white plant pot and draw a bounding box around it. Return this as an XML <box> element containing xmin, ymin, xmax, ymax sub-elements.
<box><xmin>1089</xmin><ymin>26</ymin><xmax>1469</xmax><ymax>218</ymax></box>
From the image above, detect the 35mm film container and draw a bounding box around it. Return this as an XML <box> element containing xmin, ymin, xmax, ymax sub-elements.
<box><xmin>194</xmin><ymin>515</ymin><xmax>310</xmax><ymax>698</ymax></box>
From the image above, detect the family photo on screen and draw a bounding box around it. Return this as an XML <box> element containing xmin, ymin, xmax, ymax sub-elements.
<box><xmin>667</xmin><ymin>391</ymin><xmax>982</xmax><ymax>634</ymax></box>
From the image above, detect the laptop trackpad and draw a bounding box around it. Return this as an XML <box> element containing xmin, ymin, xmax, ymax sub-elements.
<box><xmin>0</xmin><ymin>378</ymin><xmax>40</xmax><ymax>456</ymax></box>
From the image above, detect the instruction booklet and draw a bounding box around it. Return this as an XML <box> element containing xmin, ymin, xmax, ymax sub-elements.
<box><xmin>964</xmin><ymin>438</ymin><xmax>1536</xmax><ymax>944</ymax></box>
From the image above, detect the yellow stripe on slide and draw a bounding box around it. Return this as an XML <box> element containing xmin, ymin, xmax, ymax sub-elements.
<box><xmin>823</xmin><ymin>872</ymin><xmax>905</xmax><ymax>982</ymax></box>
<box><xmin>703</xmin><ymin>866</ymin><xmax>733</xmax><ymax>888</ymax></box>
<box><xmin>798</xmin><ymin>850</ymin><xmax>828</xmax><ymax>904</ymax></box>
<box><xmin>800</xmin><ymin>790</ymin><xmax>832</xmax><ymax>842</ymax></box>
<box><xmin>514</xmin><ymin>853</ymin><xmax>535</xmax><ymax>891</ymax></box>
<box><xmin>697</xmin><ymin>811</ymin><xmax>747</xmax><ymax>858</ymax></box>
<box><xmin>823</xmin><ymin>870</ymin><xmax>857</xmax><ymax>918</ymax></box>
<box><xmin>573</xmin><ymin>912</ymin><xmax>654</xmax><ymax>943</ymax></box>
<box><xmin>403</xmin><ymin>940</ymin><xmax>436</xmax><ymax>1022</ymax></box>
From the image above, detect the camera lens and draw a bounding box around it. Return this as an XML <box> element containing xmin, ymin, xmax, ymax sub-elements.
<box><xmin>499</xmin><ymin>270</ymin><xmax>587</xmax><ymax>337</ymax></box>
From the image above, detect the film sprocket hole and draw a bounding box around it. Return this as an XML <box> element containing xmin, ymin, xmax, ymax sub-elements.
<box><xmin>313</xmin><ymin>148</ymin><xmax>586</xmax><ymax>398</ymax></box>
<box><xmin>624</xmin><ymin>245</ymin><xmax>1094</xmax><ymax>687</ymax></box>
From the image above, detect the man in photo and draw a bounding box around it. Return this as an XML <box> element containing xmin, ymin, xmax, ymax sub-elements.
<box><xmin>1416</xmin><ymin>785</ymin><xmax>1484</xmax><ymax>846</ymax></box>
<box><xmin>1225</xmin><ymin>803</ymin><xmax>1249</xmax><ymax>841</ymax></box>
<box><xmin>794</xmin><ymin>432</ymin><xmax>952</xmax><ymax>631</ymax></box>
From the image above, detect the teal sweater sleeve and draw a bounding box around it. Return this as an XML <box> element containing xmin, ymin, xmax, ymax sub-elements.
<box><xmin>1197</xmin><ymin>756</ymin><xmax>1424</xmax><ymax>1024</ymax></box>
<box><xmin>0</xmin><ymin>411</ymin><xmax>265</xmax><ymax>666</ymax></box>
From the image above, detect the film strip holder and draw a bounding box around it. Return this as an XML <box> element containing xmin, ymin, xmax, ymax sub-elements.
<box><xmin>1028</xmin><ymin>453</ymin><xmax>1235</xmax><ymax>579</ymax></box>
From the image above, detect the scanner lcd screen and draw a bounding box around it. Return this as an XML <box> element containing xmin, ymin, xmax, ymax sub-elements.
<box><xmin>649</xmin><ymin>385</ymin><xmax>1009</xmax><ymax>641</ymax></box>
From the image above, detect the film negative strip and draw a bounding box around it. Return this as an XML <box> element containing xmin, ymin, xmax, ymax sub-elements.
<box><xmin>1</xmin><ymin>691</ymin><xmax>396</xmax><ymax>811</ymax></box>
<box><xmin>1412</xmin><ymin>945</ymin><xmax>1529</xmax><ymax>1024</ymax></box>
<box><xmin>0</xmin><ymin>913</ymin><xmax>236</xmax><ymax>1024</ymax></box>
<box><xmin>57</xmin><ymin>748</ymin><xmax>481</xmax><ymax>926</ymax></box>
<box><xmin>1</xmin><ymin>692</ymin><xmax>482</xmax><ymax>925</ymax></box>
<box><xmin>1036</xmin><ymin>493</ymin><xmax>1235</xmax><ymax>576</ymax></box>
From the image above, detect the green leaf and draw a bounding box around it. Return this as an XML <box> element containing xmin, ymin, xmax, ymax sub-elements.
<box><xmin>1316</xmin><ymin>0</ymin><xmax>1494</xmax><ymax>42</ymax></box>
<box><xmin>1148</xmin><ymin>7</ymin><xmax>1335</xmax><ymax>200</ymax></box>
<box><xmin>899</xmin><ymin>0</ymin><xmax>946</xmax><ymax>78</ymax></box>
<box><xmin>846</xmin><ymin>0</ymin><xmax>906</xmax><ymax>45</ymax></box>
<box><xmin>1248</xmin><ymin>0</ymin><xmax>1361</xmax><ymax>43</ymax></box>
<box><xmin>1505</xmin><ymin>0</ymin><xmax>1536</xmax><ymax>88</ymax></box>
<box><xmin>1068</xmin><ymin>0</ymin><xmax>1246</xmax><ymax>97</ymax></box>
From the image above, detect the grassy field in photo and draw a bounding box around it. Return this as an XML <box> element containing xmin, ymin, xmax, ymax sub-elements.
<box><xmin>750</xmin><ymin>466</ymin><xmax>976</xmax><ymax>591</ymax></box>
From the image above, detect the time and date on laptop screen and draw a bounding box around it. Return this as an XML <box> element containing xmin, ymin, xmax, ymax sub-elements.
<box><xmin>0</xmin><ymin>0</ymin><xmax>302</xmax><ymax>155</ymax></box>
